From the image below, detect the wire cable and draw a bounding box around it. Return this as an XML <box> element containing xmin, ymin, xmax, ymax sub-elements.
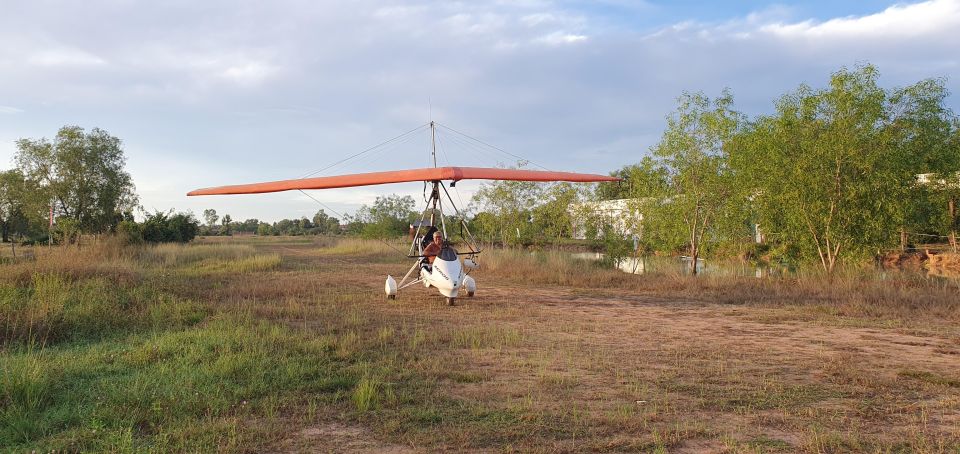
<box><xmin>297</xmin><ymin>189</ymin><xmax>408</xmax><ymax>256</ymax></box>
<box><xmin>298</xmin><ymin>123</ymin><xmax>429</xmax><ymax>179</ymax></box>
<box><xmin>436</xmin><ymin>122</ymin><xmax>551</xmax><ymax>171</ymax></box>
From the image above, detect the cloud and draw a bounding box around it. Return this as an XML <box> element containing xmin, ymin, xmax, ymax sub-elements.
<box><xmin>27</xmin><ymin>49</ymin><xmax>107</xmax><ymax>67</ymax></box>
<box><xmin>535</xmin><ymin>31</ymin><xmax>588</xmax><ymax>45</ymax></box>
<box><xmin>760</xmin><ymin>0</ymin><xmax>960</xmax><ymax>39</ymax></box>
<box><xmin>0</xmin><ymin>106</ymin><xmax>23</xmax><ymax>114</ymax></box>
<box><xmin>0</xmin><ymin>0</ymin><xmax>957</xmax><ymax>221</ymax></box>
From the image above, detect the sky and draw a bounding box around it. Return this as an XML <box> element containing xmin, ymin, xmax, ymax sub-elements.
<box><xmin>1</xmin><ymin>0</ymin><xmax>958</xmax><ymax>222</ymax></box>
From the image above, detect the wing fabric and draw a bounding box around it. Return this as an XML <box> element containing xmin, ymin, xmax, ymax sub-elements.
<box><xmin>187</xmin><ymin>166</ymin><xmax>619</xmax><ymax>196</ymax></box>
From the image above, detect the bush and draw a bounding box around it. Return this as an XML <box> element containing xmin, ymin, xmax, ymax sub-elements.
<box><xmin>141</xmin><ymin>211</ymin><xmax>200</xmax><ymax>243</ymax></box>
<box><xmin>116</xmin><ymin>220</ymin><xmax>143</xmax><ymax>245</ymax></box>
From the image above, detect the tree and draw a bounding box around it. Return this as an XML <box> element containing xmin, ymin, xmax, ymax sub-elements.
<box><xmin>15</xmin><ymin>126</ymin><xmax>138</xmax><ymax>235</ymax></box>
<box><xmin>141</xmin><ymin>211</ymin><xmax>200</xmax><ymax>243</ymax></box>
<box><xmin>918</xmin><ymin>117</ymin><xmax>960</xmax><ymax>251</ymax></box>
<box><xmin>730</xmin><ymin>65</ymin><xmax>955</xmax><ymax>272</ymax></box>
<box><xmin>203</xmin><ymin>209</ymin><xmax>219</xmax><ymax>227</ymax></box>
<box><xmin>531</xmin><ymin>183</ymin><xmax>583</xmax><ymax>244</ymax></box>
<box><xmin>312</xmin><ymin>209</ymin><xmax>340</xmax><ymax>234</ymax></box>
<box><xmin>648</xmin><ymin>90</ymin><xmax>743</xmax><ymax>274</ymax></box>
<box><xmin>471</xmin><ymin>163</ymin><xmax>544</xmax><ymax>245</ymax></box>
<box><xmin>221</xmin><ymin>214</ymin><xmax>233</xmax><ymax>235</ymax></box>
<box><xmin>0</xmin><ymin>170</ymin><xmax>30</xmax><ymax>243</ymax></box>
<box><xmin>257</xmin><ymin>222</ymin><xmax>273</xmax><ymax>236</ymax></box>
<box><xmin>357</xmin><ymin>194</ymin><xmax>416</xmax><ymax>239</ymax></box>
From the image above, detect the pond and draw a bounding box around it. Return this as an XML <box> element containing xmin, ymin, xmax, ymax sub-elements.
<box><xmin>571</xmin><ymin>252</ymin><xmax>960</xmax><ymax>282</ymax></box>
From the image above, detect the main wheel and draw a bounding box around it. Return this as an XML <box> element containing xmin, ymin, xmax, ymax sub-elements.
<box><xmin>387</xmin><ymin>294</ymin><xmax>396</xmax><ymax>300</ymax></box>
<box><xmin>446</xmin><ymin>297</ymin><xmax>456</xmax><ymax>306</ymax></box>
<box><xmin>467</xmin><ymin>291</ymin><xmax>474</xmax><ymax>297</ymax></box>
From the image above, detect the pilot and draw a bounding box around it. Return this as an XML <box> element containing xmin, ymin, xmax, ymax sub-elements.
<box><xmin>423</xmin><ymin>231</ymin><xmax>443</xmax><ymax>264</ymax></box>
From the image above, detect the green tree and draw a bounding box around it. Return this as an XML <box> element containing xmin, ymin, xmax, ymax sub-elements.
<box><xmin>531</xmin><ymin>183</ymin><xmax>583</xmax><ymax>245</ymax></box>
<box><xmin>257</xmin><ymin>222</ymin><xmax>273</xmax><ymax>236</ymax></box>
<box><xmin>731</xmin><ymin>65</ymin><xmax>955</xmax><ymax>272</ymax></box>
<box><xmin>141</xmin><ymin>211</ymin><xmax>200</xmax><ymax>243</ymax></box>
<box><xmin>0</xmin><ymin>170</ymin><xmax>30</xmax><ymax>243</ymax></box>
<box><xmin>648</xmin><ymin>90</ymin><xmax>743</xmax><ymax>274</ymax></box>
<box><xmin>312</xmin><ymin>209</ymin><xmax>340</xmax><ymax>234</ymax></box>
<box><xmin>471</xmin><ymin>164</ymin><xmax>543</xmax><ymax>245</ymax></box>
<box><xmin>15</xmin><ymin>126</ymin><xmax>138</xmax><ymax>236</ymax></box>
<box><xmin>357</xmin><ymin>194</ymin><xmax>415</xmax><ymax>239</ymax></box>
<box><xmin>597</xmin><ymin>158</ymin><xmax>672</xmax><ymax>253</ymax></box>
<box><xmin>918</xmin><ymin>118</ymin><xmax>960</xmax><ymax>251</ymax></box>
<box><xmin>221</xmin><ymin>214</ymin><xmax>233</xmax><ymax>235</ymax></box>
<box><xmin>203</xmin><ymin>209</ymin><xmax>219</xmax><ymax>227</ymax></box>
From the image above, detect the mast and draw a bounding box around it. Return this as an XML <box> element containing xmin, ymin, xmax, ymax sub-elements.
<box><xmin>430</xmin><ymin>121</ymin><xmax>443</xmax><ymax>236</ymax></box>
<box><xmin>430</xmin><ymin>120</ymin><xmax>437</xmax><ymax>168</ymax></box>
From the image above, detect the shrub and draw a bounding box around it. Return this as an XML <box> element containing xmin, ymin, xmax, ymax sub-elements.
<box><xmin>116</xmin><ymin>220</ymin><xmax>143</xmax><ymax>245</ymax></box>
<box><xmin>141</xmin><ymin>211</ymin><xmax>200</xmax><ymax>243</ymax></box>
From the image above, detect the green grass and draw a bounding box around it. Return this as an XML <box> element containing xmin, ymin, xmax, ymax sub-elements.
<box><xmin>1</xmin><ymin>313</ymin><xmax>373</xmax><ymax>451</ymax></box>
<box><xmin>1</xmin><ymin>273</ymin><xmax>207</xmax><ymax>346</ymax></box>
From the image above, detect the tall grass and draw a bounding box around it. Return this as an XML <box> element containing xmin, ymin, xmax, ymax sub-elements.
<box><xmin>1</xmin><ymin>273</ymin><xmax>206</xmax><ymax>346</ymax></box>
<box><xmin>0</xmin><ymin>239</ymin><xmax>139</xmax><ymax>285</ymax></box>
<box><xmin>477</xmin><ymin>246</ymin><xmax>960</xmax><ymax>322</ymax></box>
<box><xmin>139</xmin><ymin>243</ymin><xmax>259</xmax><ymax>267</ymax></box>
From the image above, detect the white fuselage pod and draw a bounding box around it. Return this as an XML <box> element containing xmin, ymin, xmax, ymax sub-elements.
<box><xmin>422</xmin><ymin>256</ymin><xmax>462</xmax><ymax>298</ymax></box>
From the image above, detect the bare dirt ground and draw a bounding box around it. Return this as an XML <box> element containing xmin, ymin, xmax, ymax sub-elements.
<box><xmin>204</xmin><ymin>238</ymin><xmax>960</xmax><ymax>452</ymax></box>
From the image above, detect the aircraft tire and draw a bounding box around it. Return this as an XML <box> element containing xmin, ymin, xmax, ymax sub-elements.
<box><xmin>467</xmin><ymin>291</ymin><xmax>474</xmax><ymax>297</ymax></box>
<box><xmin>387</xmin><ymin>294</ymin><xmax>396</xmax><ymax>300</ymax></box>
<box><xmin>446</xmin><ymin>297</ymin><xmax>456</xmax><ymax>306</ymax></box>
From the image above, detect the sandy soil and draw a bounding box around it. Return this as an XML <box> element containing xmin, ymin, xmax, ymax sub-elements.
<box><xmin>242</xmin><ymin>240</ymin><xmax>960</xmax><ymax>452</ymax></box>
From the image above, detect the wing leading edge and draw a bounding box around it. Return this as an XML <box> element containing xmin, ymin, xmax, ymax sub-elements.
<box><xmin>187</xmin><ymin>166</ymin><xmax>620</xmax><ymax>196</ymax></box>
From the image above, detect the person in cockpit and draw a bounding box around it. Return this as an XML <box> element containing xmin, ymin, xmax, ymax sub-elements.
<box><xmin>423</xmin><ymin>231</ymin><xmax>443</xmax><ymax>264</ymax></box>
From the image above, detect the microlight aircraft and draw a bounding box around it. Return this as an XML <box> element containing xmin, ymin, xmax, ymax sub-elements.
<box><xmin>188</xmin><ymin>122</ymin><xmax>619</xmax><ymax>305</ymax></box>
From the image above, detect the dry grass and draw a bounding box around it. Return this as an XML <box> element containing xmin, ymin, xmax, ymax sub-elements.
<box><xmin>928</xmin><ymin>252</ymin><xmax>960</xmax><ymax>271</ymax></box>
<box><xmin>480</xmin><ymin>247</ymin><xmax>960</xmax><ymax>324</ymax></box>
<box><xmin>320</xmin><ymin>237</ymin><xmax>409</xmax><ymax>257</ymax></box>
<box><xmin>139</xmin><ymin>242</ymin><xmax>260</xmax><ymax>267</ymax></box>
<box><xmin>2</xmin><ymin>235</ymin><xmax>959</xmax><ymax>452</ymax></box>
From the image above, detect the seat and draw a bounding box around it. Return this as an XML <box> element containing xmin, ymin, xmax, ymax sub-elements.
<box><xmin>421</xmin><ymin>226</ymin><xmax>438</xmax><ymax>250</ymax></box>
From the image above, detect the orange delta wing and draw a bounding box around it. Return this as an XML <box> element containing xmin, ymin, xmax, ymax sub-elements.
<box><xmin>187</xmin><ymin>166</ymin><xmax>620</xmax><ymax>196</ymax></box>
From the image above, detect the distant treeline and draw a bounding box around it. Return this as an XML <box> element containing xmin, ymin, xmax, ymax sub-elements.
<box><xmin>198</xmin><ymin>208</ymin><xmax>342</xmax><ymax>237</ymax></box>
<box><xmin>2</xmin><ymin>64</ymin><xmax>956</xmax><ymax>275</ymax></box>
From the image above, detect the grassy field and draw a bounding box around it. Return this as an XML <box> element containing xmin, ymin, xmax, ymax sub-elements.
<box><xmin>2</xmin><ymin>236</ymin><xmax>959</xmax><ymax>452</ymax></box>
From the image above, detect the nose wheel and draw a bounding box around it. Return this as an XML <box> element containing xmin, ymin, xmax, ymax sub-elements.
<box><xmin>446</xmin><ymin>297</ymin><xmax>456</xmax><ymax>306</ymax></box>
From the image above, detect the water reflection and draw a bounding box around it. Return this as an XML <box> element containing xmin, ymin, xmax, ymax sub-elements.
<box><xmin>571</xmin><ymin>253</ymin><xmax>791</xmax><ymax>278</ymax></box>
<box><xmin>572</xmin><ymin>252</ymin><xmax>958</xmax><ymax>282</ymax></box>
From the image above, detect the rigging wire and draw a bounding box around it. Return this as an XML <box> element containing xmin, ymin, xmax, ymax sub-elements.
<box><xmin>346</xmin><ymin>129</ymin><xmax>424</xmax><ymax>171</ymax></box>
<box><xmin>435</xmin><ymin>128</ymin><xmax>489</xmax><ymax>168</ymax></box>
<box><xmin>437</xmin><ymin>127</ymin><xmax>523</xmax><ymax>169</ymax></box>
<box><xmin>297</xmin><ymin>189</ymin><xmax>408</xmax><ymax>256</ymax></box>
<box><xmin>434</xmin><ymin>130</ymin><xmax>470</xmax><ymax>213</ymax></box>
<box><xmin>436</xmin><ymin>123</ymin><xmax>551</xmax><ymax>171</ymax></box>
<box><xmin>435</xmin><ymin>128</ymin><xmax>504</xmax><ymax>168</ymax></box>
<box><xmin>298</xmin><ymin>123</ymin><xmax>430</xmax><ymax>179</ymax></box>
